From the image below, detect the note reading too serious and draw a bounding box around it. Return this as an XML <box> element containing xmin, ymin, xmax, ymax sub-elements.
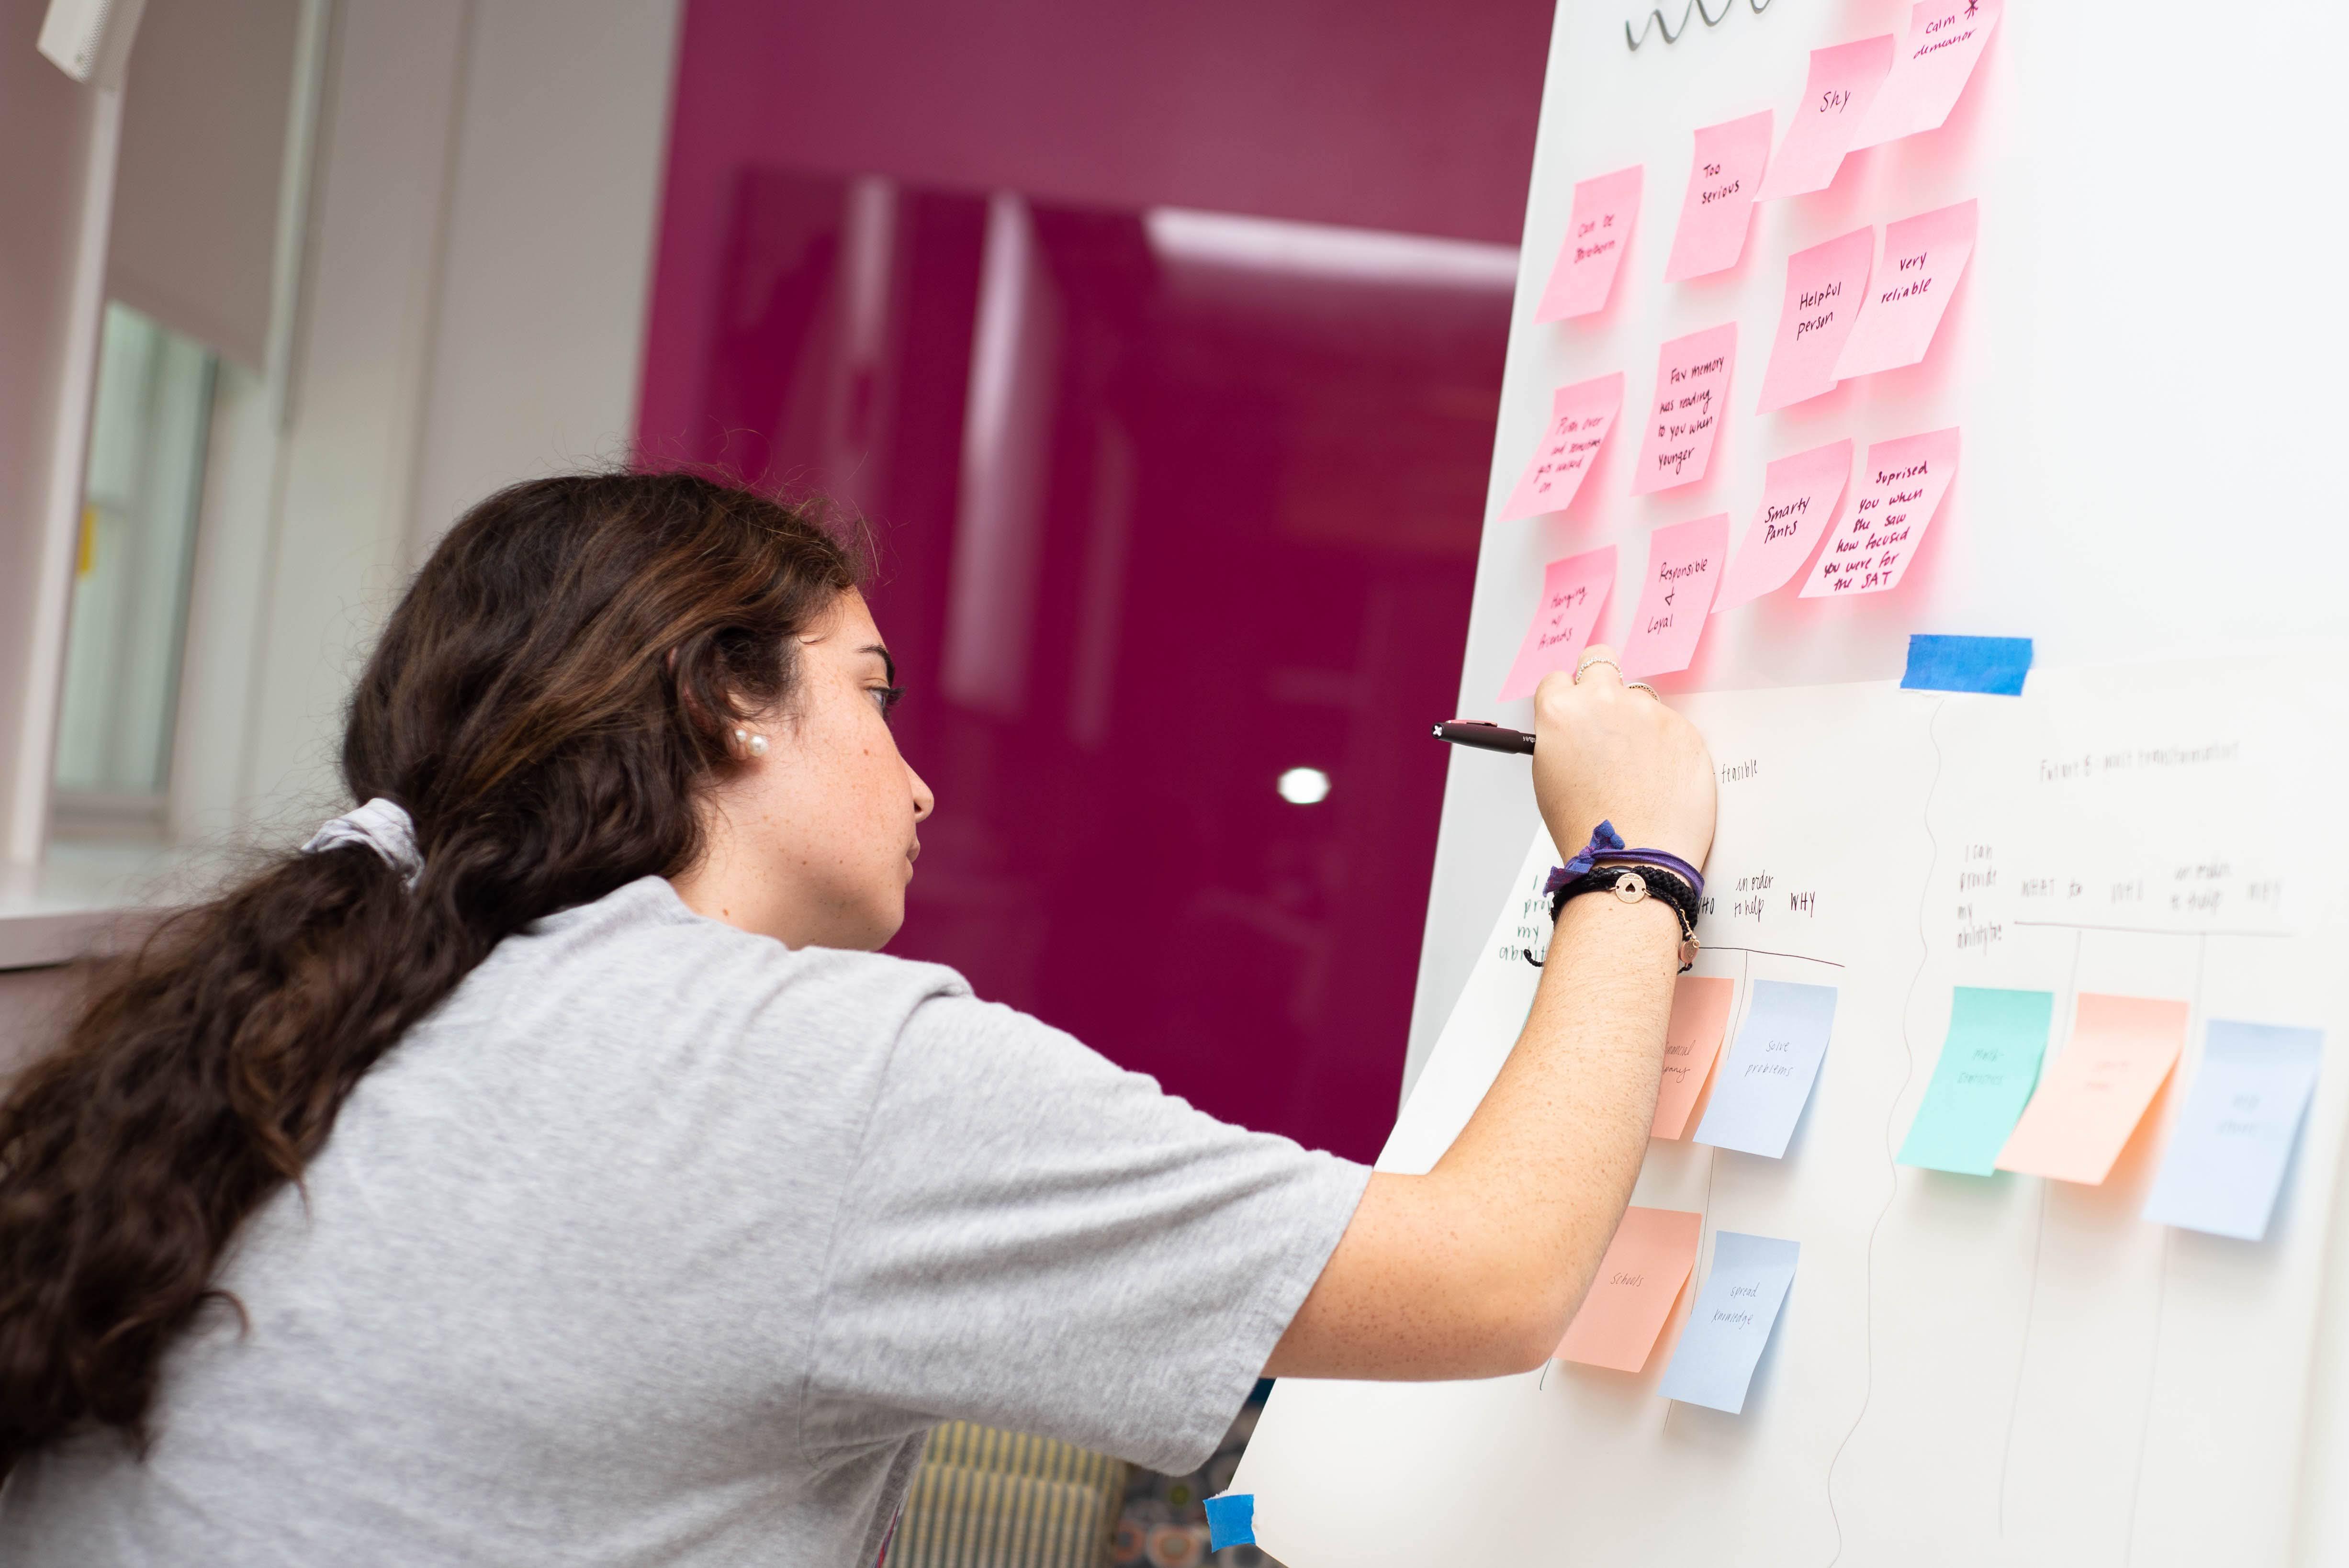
<box><xmin>1653</xmin><ymin>975</ymin><xmax>1735</xmax><ymax>1139</ymax></box>
<box><xmin>1498</xmin><ymin>546</ymin><xmax>1616</xmax><ymax>701</ymax></box>
<box><xmin>1619</xmin><ymin>513</ymin><xmax>1728</xmax><ymax>679</ymax></box>
<box><xmin>1833</xmin><ymin>201</ymin><xmax>1978</xmax><ymax>381</ymax></box>
<box><xmin>1498</xmin><ymin>373</ymin><xmax>1625</xmax><ymax>521</ymax></box>
<box><xmin>1755</xmin><ymin>35</ymin><xmax>1895</xmax><ymax>201</ymax></box>
<box><xmin>1665</xmin><ymin>112</ymin><xmax>1773</xmax><ymax>282</ymax></box>
<box><xmin>1714</xmin><ymin>440</ymin><xmax>1853</xmax><ymax>612</ymax></box>
<box><xmin>1657</xmin><ymin>1231</ymin><xmax>1799</xmax><ymax>1414</ymax></box>
<box><xmin>1757</xmin><ymin>227</ymin><xmax>1873</xmax><ymax>413</ymax></box>
<box><xmin>1800</xmin><ymin>427</ymin><xmax>1959</xmax><ymax>597</ymax></box>
<box><xmin>1693</xmin><ymin>979</ymin><xmax>1839</xmax><ymax>1159</ymax></box>
<box><xmin>1536</xmin><ymin>167</ymin><xmax>1642</xmax><ymax>322</ymax></box>
<box><xmin>1997</xmin><ymin>995</ymin><xmax>2188</xmax><ymax>1185</ymax></box>
<box><xmin>1631</xmin><ymin>325</ymin><xmax>1737</xmax><ymax>495</ymax></box>
<box><xmin>1850</xmin><ymin>0</ymin><xmax>2004</xmax><ymax>150</ymax></box>
<box><xmin>1899</xmin><ymin>986</ymin><xmax>2053</xmax><ymax>1175</ymax></box>
<box><xmin>1555</xmin><ymin>1206</ymin><xmax>1703</xmax><ymax>1372</ymax></box>
<box><xmin>2143</xmin><ymin>1020</ymin><xmax>2325</xmax><ymax>1241</ymax></box>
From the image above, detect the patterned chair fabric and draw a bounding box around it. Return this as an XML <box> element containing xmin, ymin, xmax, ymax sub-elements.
<box><xmin>889</xmin><ymin>1422</ymin><xmax>1130</xmax><ymax>1568</ymax></box>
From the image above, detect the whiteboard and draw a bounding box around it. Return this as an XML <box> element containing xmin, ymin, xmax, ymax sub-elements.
<box><xmin>1238</xmin><ymin>2</ymin><xmax>2349</xmax><ymax>1562</ymax></box>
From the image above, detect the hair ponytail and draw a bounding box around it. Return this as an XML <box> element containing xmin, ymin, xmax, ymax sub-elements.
<box><xmin>0</xmin><ymin>472</ymin><xmax>860</xmax><ymax>1475</ymax></box>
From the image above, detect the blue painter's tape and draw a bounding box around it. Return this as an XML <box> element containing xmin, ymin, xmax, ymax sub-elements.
<box><xmin>1900</xmin><ymin>634</ymin><xmax>2032</xmax><ymax>696</ymax></box>
<box><xmin>1204</xmin><ymin>1492</ymin><xmax>1256</xmax><ymax>1548</ymax></box>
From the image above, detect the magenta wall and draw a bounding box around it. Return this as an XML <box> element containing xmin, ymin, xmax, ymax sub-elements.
<box><xmin>638</xmin><ymin>1</ymin><xmax>1550</xmax><ymax>1160</ymax></box>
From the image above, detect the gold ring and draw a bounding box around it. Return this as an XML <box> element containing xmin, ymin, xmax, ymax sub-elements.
<box><xmin>1573</xmin><ymin>657</ymin><xmax>1621</xmax><ymax>684</ymax></box>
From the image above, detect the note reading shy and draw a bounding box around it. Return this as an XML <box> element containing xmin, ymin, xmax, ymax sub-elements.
<box><xmin>1657</xmin><ymin>1231</ymin><xmax>1799</xmax><ymax>1414</ymax></box>
<box><xmin>1799</xmin><ymin>427</ymin><xmax>1960</xmax><ymax>598</ymax></box>
<box><xmin>1665</xmin><ymin>112</ymin><xmax>1773</xmax><ymax>283</ymax></box>
<box><xmin>1498</xmin><ymin>373</ymin><xmax>1626</xmax><ymax>521</ymax></box>
<box><xmin>1536</xmin><ymin>167</ymin><xmax>1642</xmax><ymax>322</ymax></box>
<box><xmin>1755</xmin><ymin>36</ymin><xmax>1896</xmax><ymax>202</ymax></box>
<box><xmin>1498</xmin><ymin>546</ymin><xmax>1617</xmax><ymax>701</ymax></box>
<box><xmin>1555</xmin><ymin>1207</ymin><xmax>1703</xmax><ymax>1373</ymax></box>
<box><xmin>1631</xmin><ymin>324</ymin><xmax>1737</xmax><ymax>495</ymax></box>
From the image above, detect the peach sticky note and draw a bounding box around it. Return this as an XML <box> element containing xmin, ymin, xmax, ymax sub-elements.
<box><xmin>1800</xmin><ymin>427</ymin><xmax>1958</xmax><ymax>598</ymax></box>
<box><xmin>1833</xmin><ymin>201</ymin><xmax>1978</xmax><ymax>381</ymax></box>
<box><xmin>1535</xmin><ymin>166</ymin><xmax>1642</xmax><ymax>322</ymax></box>
<box><xmin>1654</xmin><ymin>976</ymin><xmax>1735</xmax><ymax>1138</ymax></box>
<box><xmin>1715</xmin><ymin>440</ymin><xmax>1853</xmax><ymax>612</ymax></box>
<box><xmin>1619</xmin><ymin>513</ymin><xmax>1729</xmax><ymax>678</ymax></box>
<box><xmin>1498</xmin><ymin>546</ymin><xmax>1617</xmax><ymax>700</ymax></box>
<box><xmin>1664</xmin><ymin>112</ymin><xmax>1772</xmax><ymax>283</ymax></box>
<box><xmin>1498</xmin><ymin>373</ymin><xmax>1626</xmax><ymax>521</ymax></box>
<box><xmin>1757</xmin><ymin>227</ymin><xmax>1873</xmax><ymax>413</ymax></box>
<box><xmin>1755</xmin><ymin>35</ymin><xmax>1896</xmax><ymax>201</ymax></box>
<box><xmin>1851</xmin><ymin>0</ymin><xmax>2003</xmax><ymax>150</ymax></box>
<box><xmin>1556</xmin><ymin>1206</ymin><xmax>1703</xmax><ymax>1372</ymax></box>
<box><xmin>1997</xmin><ymin>995</ymin><xmax>2189</xmax><ymax>1185</ymax></box>
<box><xmin>1630</xmin><ymin>324</ymin><xmax>1737</xmax><ymax>495</ymax></box>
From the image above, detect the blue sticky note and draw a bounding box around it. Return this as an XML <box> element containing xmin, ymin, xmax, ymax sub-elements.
<box><xmin>1899</xmin><ymin>634</ymin><xmax>2033</xmax><ymax>695</ymax></box>
<box><xmin>1898</xmin><ymin>987</ymin><xmax>2055</xmax><ymax>1175</ymax></box>
<box><xmin>1692</xmin><ymin>980</ymin><xmax>1839</xmax><ymax>1158</ymax></box>
<box><xmin>1204</xmin><ymin>1492</ymin><xmax>1256</xmax><ymax>1548</ymax></box>
<box><xmin>2142</xmin><ymin>1021</ymin><xmax>2323</xmax><ymax>1241</ymax></box>
<box><xmin>1656</xmin><ymin>1231</ymin><xmax>1799</xmax><ymax>1414</ymax></box>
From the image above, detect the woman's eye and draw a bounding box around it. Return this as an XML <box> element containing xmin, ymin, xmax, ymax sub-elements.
<box><xmin>871</xmin><ymin>684</ymin><xmax>905</xmax><ymax>718</ymax></box>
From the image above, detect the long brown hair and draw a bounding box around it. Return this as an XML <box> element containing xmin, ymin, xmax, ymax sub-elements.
<box><xmin>0</xmin><ymin>471</ymin><xmax>860</xmax><ymax>1475</ymax></box>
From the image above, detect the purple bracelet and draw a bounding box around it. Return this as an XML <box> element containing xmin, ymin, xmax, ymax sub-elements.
<box><xmin>1543</xmin><ymin>820</ymin><xmax>1705</xmax><ymax>902</ymax></box>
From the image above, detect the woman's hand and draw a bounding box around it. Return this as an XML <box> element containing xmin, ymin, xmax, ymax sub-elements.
<box><xmin>1529</xmin><ymin>646</ymin><xmax>1716</xmax><ymax>869</ymax></box>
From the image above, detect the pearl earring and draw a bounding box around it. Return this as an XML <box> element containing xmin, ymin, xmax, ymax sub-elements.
<box><xmin>732</xmin><ymin>727</ymin><xmax>768</xmax><ymax>758</ymax></box>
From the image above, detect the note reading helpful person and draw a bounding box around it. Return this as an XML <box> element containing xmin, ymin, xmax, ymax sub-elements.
<box><xmin>1555</xmin><ymin>1207</ymin><xmax>1703</xmax><ymax>1373</ymax></box>
<box><xmin>1757</xmin><ymin>227</ymin><xmax>1873</xmax><ymax>413</ymax></box>
<box><xmin>1657</xmin><ymin>1231</ymin><xmax>1799</xmax><ymax>1414</ymax></box>
<box><xmin>1498</xmin><ymin>373</ymin><xmax>1625</xmax><ymax>521</ymax></box>
<box><xmin>1537</xmin><ymin>167</ymin><xmax>1642</xmax><ymax>322</ymax></box>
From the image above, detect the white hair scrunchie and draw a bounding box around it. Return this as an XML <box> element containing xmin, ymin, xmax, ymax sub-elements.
<box><xmin>299</xmin><ymin>796</ymin><xmax>423</xmax><ymax>889</ymax></box>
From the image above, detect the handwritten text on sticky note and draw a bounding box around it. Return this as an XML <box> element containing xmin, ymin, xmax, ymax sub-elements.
<box><xmin>1899</xmin><ymin>986</ymin><xmax>2053</xmax><ymax>1175</ymax></box>
<box><xmin>1537</xmin><ymin>167</ymin><xmax>1642</xmax><ymax>322</ymax></box>
<box><xmin>1654</xmin><ymin>975</ymin><xmax>1735</xmax><ymax>1139</ymax></box>
<box><xmin>1997</xmin><ymin>995</ymin><xmax>2188</xmax><ymax>1185</ymax></box>
<box><xmin>1714</xmin><ymin>440</ymin><xmax>1853</xmax><ymax>613</ymax></box>
<box><xmin>1757</xmin><ymin>227</ymin><xmax>1873</xmax><ymax>413</ymax></box>
<box><xmin>1800</xmin><ymin>427</ymin><xmax>1959</xmax><ymax>598</ymax></box>
<box><xmin>1756</xmin><ymin>36</ymin><xmax>1896</xmax><ymax>201</ymax></box>
<box><xmin>1499</xmin><ymin>546</ymin><xmax>1617</xmax><ymax>701</ymax></box>
<box><xmin>1555</xmin><ymin>1206</ymin><xmax>1703</xmax><ymax>1372</ymax></box>
<box><xmin>1620</xmin><ymin>513</ymin><xmax>1729</xmax><ymax>679</ymax></box>
<box><xmin>1631</xmin><ymin>324</ymin><xmax>1737</xmax><ymax>495</ymax></box>
<box><xmin>1692</xmin><ymin>980</ymin><xmax>1839</xmax><ymax>1160</ymax></box>
<box><xmin>1665</xmin><ymin>112</ymin><xmax>1773</xmax><ymax>283</ymax></box>
<box><xmin>1499</xmin><ymin>373</ymin><xmax>1626</xmax><ymax>521</ymax></box>
<box><xmin>2143</xmin><ymin>1021</ymin><xmax>2324</xmax><ymax>1241</ymax></box>
<box><xmin>1834</xmin><ymin>201</ymin><xmax>1977</xmax><ymax>381</ymax></box>
<box><xmin>1851</xmin><ymin>0</ymin><xmax>2003</xmax><ymax>150</ymax></box>
<box><xmin>1657</xmin><ymin>1231</ymin><xmax>1799</xmax><ymax>1414</ymax></box>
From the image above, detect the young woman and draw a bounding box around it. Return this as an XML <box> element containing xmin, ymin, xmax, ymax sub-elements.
<box><xmin>0</xmin><ymin>472</ymin><xmax>1713</xmax><ymax>1564</ymax></box>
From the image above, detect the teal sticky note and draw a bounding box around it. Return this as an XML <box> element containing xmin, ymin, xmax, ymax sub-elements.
<box><xmin>1897</xmin><ymin>987</ymin><xmax>2056</xmax><ymax>1175</ymax></box>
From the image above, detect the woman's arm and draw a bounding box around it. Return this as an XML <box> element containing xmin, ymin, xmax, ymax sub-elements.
<box><xmin>1265</xmin><ymin>650</ymin><xmax>1715</xmax><ymax>1380</ymax></box>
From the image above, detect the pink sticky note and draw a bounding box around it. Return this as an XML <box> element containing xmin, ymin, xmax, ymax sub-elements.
<box><xmin>1664</xmin><ymin>112</ymin><xmax>1773</xmax><ymax>283</ymax></box>
<box><xmin>1851</xmin><ymin>0</ymin><xmax>2003</xmax><ymax>150</ymax></box>
<box><xmin>1997</xmin><ymin>995</ymin><xmax>2188</xmax><ymax>1185</ymax></box>
<box><xmin>1654</xmin><ymin>976</ymin><xmax>1735</xmax><ymax>1139</ymax></box>
<box><xmin>1556</xmin><ymin>1206</ymin><xmax>1702</xmax><ymax>1373</ymax></box>
<box><xmin>1714</xmin><ymin>440</ymin><xmax>1853</xmax><ymax>612</ymax></box>
<box><xmin>1754</xmin><ymin>36</ymin><xmax>1896</xmax><ymax>202</ymax></box>
<box><xmin>1757</xmin><ymin>227</ymin><xmax>1874</xmax><ymax>413</ymax></box>
<box><xmin>1498</xmin><ymin>546</ymin><xmax>1616</xmax><ymax>701</ymax></box>
<box><xmin>1833</xmin><ymin>200</ymin><xmax>1978</xmax><ymax>380</ymax></box>
<box><xmin>1498</xmin><ymin>373</ymin><xmax>1626</xmax><ymax>521</ymax></box>
<box><xmin>1535</xmin><ymin>166</ymin><xmax>1642</xmax><ymax>322</ymax></box>
<box><xmin>1619</xmin><ymin>513</ymin><xmax>1729</xmax><ymax>678</ymax></box>
<box><xmin>1631</xmin><ymin>325</ymin><xmax>1737</xmax><ymax>496</ymax></box>
<box><xmin>1799</xmin><ymin>428</ymin><xmax>1958</xmax><ymax>597</ymax></box>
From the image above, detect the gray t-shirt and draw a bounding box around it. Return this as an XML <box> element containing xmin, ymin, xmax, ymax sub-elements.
<box><xmin>0</xmin><ymin>877</ymin><xmax>1368</xmax><ymax>1566</ymax></box>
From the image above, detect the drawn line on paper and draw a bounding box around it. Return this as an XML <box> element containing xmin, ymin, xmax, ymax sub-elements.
<box><xmin>1624</xmin><ymin>0</ymin><xmax>1776</xmax><ymax>51</ymax></box>
<box><xmin>2122</xmin><ymin>936</ymin><xmax>2204</xmax><ymax>1563</ymax></box>
<box><xmin>1823</xmin><ymin>696</ymin><xmax>1945</xmax><ymax>1566</ymax></box>
<box><xmin>2012</xmin><ymin>920</ymin><xmax>2290</xmax><ymax>940</ymax></box>
<box><xmin>1997</xmin><ymin>929</ymin><xmax>2084</xmax><ymax>1535</ymax></box>
<box><xmin>1705</xmin><ymin>944</ymin><xmax>1846</xmax><ymax>968</ymax></box>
